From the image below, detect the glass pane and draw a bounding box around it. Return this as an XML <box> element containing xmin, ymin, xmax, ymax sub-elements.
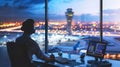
<box><xmin>48</xmin><ymin>0</ymin><xmax>100</xmax><ymax>54</ymax></box>
<box><xmin>0</xmin><ymin>0</ymin><xmax>45</xmax><ymax>50</ymax></box>
<box><xmin>103</xmin><ymin>0</ymin><xmax>120</xmax><ymax>60</ymax></box>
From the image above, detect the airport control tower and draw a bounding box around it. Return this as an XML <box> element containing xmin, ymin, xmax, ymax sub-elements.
<box><xmin>65</xmin><ymin>8</ymin><xmax>74</xmax><ymax>35</ymax></box>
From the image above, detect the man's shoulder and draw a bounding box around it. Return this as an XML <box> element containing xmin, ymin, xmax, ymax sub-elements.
<box><xmin>16</xmin><ymin>36</ymin><xmax>36</xmax><ymax>44</ymax></box>
<box><xmin>15</xmin><ymin>36</ymin><xmax>27</xmax><ymax>44</ymax></box>
<box><xmin>16</xmin><ymin>36</ymin><xmax>22</xmax><ymax>41</ymax></box>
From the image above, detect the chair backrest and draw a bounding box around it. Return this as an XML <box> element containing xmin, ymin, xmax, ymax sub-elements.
<box><xmin>6</xmin><ymin>42</ymin><xmax>36</xmax><ymax>67</ymax></box>
<box><xmin>6</xmin><ymin>41</ymin><xmax>17</xmax><ymax>67</ymax></box>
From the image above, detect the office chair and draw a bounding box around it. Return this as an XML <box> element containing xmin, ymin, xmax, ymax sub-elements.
<box><xmin>6</xmin><ymin>42</ymin><xmax>57</xmax><ymax>67</ymax></box>
<box><xmin>6</xmin><ymin>42</ymin><xmax>37</xmax><ymax>67</ymax></box>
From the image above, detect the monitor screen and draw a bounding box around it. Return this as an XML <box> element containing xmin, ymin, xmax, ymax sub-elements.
<box><xmin>87</xmin><ymin>41</ymin><xmax>107</xmax><ymax>58</ymax></box>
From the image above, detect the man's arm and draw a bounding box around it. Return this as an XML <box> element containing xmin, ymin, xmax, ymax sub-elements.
<box><xmin>31</xmin><ymin>42</ymin><xmax>54</xmax><ymax>62</ymax></box>
<box><xmin>35</xmin><ymin>45</ymin><xmax>50</xmax><ymax>61</ymax></box>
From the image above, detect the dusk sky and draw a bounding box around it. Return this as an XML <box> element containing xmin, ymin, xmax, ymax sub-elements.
<box><xmin>0</xmin><ymin>0</ymin><xmax>120</xmax><ymax>22</ymax></box>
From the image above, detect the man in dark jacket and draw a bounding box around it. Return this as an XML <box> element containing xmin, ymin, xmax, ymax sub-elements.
<box><xmin>15</xmin><ymin>19</ymin><xmax>54</xmax><ymax>67</ymax></box>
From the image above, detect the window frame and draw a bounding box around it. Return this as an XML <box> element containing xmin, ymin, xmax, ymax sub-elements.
<box><xmin>44</xmin><ymin>0</ymin><xmax>103</xmax><ymax>53</ymax></box>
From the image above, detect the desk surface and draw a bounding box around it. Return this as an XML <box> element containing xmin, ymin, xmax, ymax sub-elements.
<box><xmin>32</xmin><ymin>52</ymin><xmax>120</xmax><ymax>67</ymax></box>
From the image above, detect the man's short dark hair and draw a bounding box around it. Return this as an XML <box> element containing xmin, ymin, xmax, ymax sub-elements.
<box><xmin>21</xmin><ymin>19</ymin><xmax>35</xmax><ymax>33</ymax></box>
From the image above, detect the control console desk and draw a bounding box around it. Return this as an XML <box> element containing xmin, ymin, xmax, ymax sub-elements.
<box><xmin>32</xmin><ymin>52</ymin><xmax>120</xmax><ymax>67</ymax></box>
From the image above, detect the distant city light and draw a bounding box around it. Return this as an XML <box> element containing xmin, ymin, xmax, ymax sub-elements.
<box><xmin>3</xmin><ymin>35</ymin><xmax>7</xmax><ymax>38</ymax></box>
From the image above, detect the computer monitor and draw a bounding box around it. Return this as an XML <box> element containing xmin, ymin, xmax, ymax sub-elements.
<box><xmin>87</xmin><ymin>41</ymin><xmax>107</xmax><ymax>58</ymax></box>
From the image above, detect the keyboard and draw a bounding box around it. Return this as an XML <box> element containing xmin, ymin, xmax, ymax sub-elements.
<box><xmin>55</xmin><ymin>57</ymin><xmax>71</xmax><ymax>64</ymax></box>
<box><xmin>55</xmin><ymin>57</ymin><xmax>82</xmax><ymax>66</ymax></box>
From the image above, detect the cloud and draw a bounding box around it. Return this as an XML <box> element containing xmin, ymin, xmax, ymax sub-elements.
<box><xmin>103</xmin><ymin>9</ymin><xmax>116</xmax><ymax>15</ymax></box>
<box><xmin>0</xmin><ymin>0</ymin><xmax>52</xmax><ymax>19</ymax></box>
<box><xmin>13</xmin><ymin>0</ymin><xmax>51</xmax><ymax>9</ymax></box>
<box><xmin>0</xmin><ymin>0</ymin><xmax>51</xmax><ymax>9</ymax></box>
<box><xmin>13</xmin><ymin>0</ymin><xmax>51</xmax><ymax>4</ymax></box>
<box><xmin>103</xmin><ymin>9</ymin><xmax>120</xmax><ymax>22</ymax></box>
<box><xmin>103</xmin><ymin>9</ymin><xmax>120</xmax><ymax>17</ymax></box>
<box><xmin>62</xmin><ymin>0</ymin><xmax>73</xmax><ymax>3</ymax></box>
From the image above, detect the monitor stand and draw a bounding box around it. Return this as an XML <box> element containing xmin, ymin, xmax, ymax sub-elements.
<box><xmin>87</xmin><ymin>57</ymin><xmax>112</xmax><ymax>67</ymax></box>
<box><xmin>87</xmin><ymin>57</ymin><xmax>98</xmax><ymax>64</ymax></box>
